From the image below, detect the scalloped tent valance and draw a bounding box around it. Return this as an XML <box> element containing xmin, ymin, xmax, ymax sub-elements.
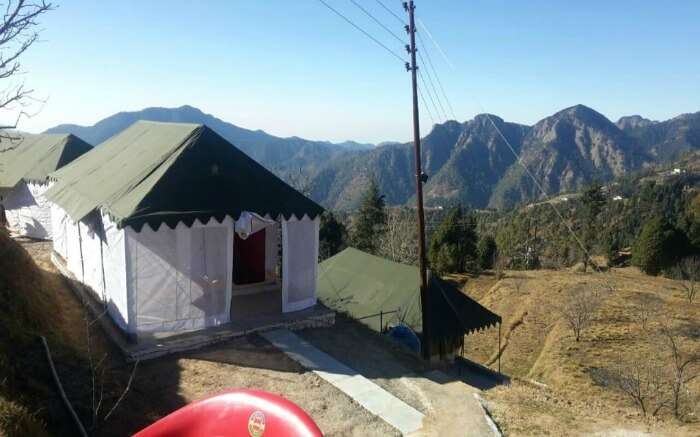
<box><xmin>45</xmin><ymin>121</ymin><xmax>324</xmax><ymax>231</ymax></box>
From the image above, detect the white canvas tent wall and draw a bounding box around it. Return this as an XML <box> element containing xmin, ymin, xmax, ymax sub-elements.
<box><xmin>52</xmin><ymin>206</ymin><xmax>320</xmax><ymax>336</ymax></box>
<box><xmin>1</xmin><ymin>181</ymin><xmax>53</xmax><ymax>239</ymax></box>
<box><xmin>46</xmin><ymin>121</ymin><xmax>324</xmax><ymax>338</ymax></box>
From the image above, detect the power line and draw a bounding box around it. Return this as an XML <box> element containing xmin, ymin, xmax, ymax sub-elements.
<box><xmin>374</xmin><ymin>0</ymin><xmax>405</xmax><ymax>25</ymax></box>
<box><xmin>417</xmin><ymin>31</ymin><xmax>457</xmax><ymax>120</ymax></box>
<box><xmin>316</xmin><ymin>0</ymin><xmax>406</xmax><ymax>64</ymax></box>
<box><xmin>417</xmin><ymin>86</ymin><xmax>436</xmax><ymax>126</ymax></box>
<box><xmin>418</xmin><ymin>70</ymin><xmax>442</xmax><ymax>123</ymax></box>
<box><xmin>348</xmin><ymin>0</ymin><xmax>406</xmax><ymax>45</ymax></box>
<box><xmin>417</xmin><ymin>18</ymin><xmax>454</xmax><ymax>69</ymax></box>
<box><xmin>417</xmin><ymin>51</ymin><xmax>448</xmax><ymax>120</ymax></box>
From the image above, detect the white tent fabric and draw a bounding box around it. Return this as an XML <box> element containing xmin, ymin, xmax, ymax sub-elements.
<box><xmin>102</xmin><ymin>214</ymin><xmax>129</xmax><ymax>331</ymax></box>
<box><xmin>125</xmin><ymin>218</ymin><xmax>232</xmax><ymax>333</ymax></box>
<box><xmin>1</xmin><ymin>181</ymin><xmax>52</xmax><ymax>239</ymax></box>
<box><xmin>51</xmin><ymin>203</ymin><xmax>68</xmax><ymax>258</ymax></box>
<box><xmin>53</xmin><ymin>207</ymin><xmax>319</xmax><ymax>337</ymax></box>
<box><xmin>282</xmin><ymin>216</ymin><xmax>320</xmax><ymax>313</ymax></box>
<box><xmin>234</xmin><ymin>211</ymin><xmax>275</xmax><ymax>240</ymax></box>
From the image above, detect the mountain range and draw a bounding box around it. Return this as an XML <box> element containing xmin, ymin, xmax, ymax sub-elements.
<box><xmin>45</xmin><ymin>104</ymin><xmax>700</xmax><ymax>210</ymax></box>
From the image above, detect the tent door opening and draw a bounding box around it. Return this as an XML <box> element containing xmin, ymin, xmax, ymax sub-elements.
<box><xmin>233</xmin><ymin>229</ymin><xmax>266</xmax><ymax>285</ymax></box>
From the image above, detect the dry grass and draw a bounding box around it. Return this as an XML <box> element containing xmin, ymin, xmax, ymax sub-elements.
<box><xmin>458</xmin><ymin>268</ymin><xmax>700</xmax><ymax>436</ymax></box>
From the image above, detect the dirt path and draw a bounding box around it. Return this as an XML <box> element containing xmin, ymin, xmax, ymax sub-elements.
<box><xmin>299</xmin><ymin>316</ymin><xmax>499</xmax><ymax>436</ymax></box>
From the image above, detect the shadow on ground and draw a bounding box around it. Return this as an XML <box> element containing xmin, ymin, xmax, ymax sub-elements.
<box><xmin>297</xmin><ymin>313</ymin><xmax>508</xmax><ymax>391</ymax></box>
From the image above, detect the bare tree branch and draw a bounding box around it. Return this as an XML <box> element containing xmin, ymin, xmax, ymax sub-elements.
<box><xmin>557</xmin><ymin>285</ymin><xmax>601</xmax><ymax>341</ymax></box>
<box><xmin>673</xmin><ymin>257</ymin><xmax>700</xmax><ymax>303</ymax></box>
<box><xmin>0</xmin><ymin>0</ymin><xmax>53</xmax><ymax>137</ymax></box>
<box><xmin>103</xmin><ymin>360</ymin><xmax>139</xmax><ymax>422</ymax></box>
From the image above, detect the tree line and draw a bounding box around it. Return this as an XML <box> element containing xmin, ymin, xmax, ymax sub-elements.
<box><xmin>319</xmin><ymin>177</ymin><xmax>497</xmax><ymax>276</ymax></box>
<box><xmin>320</xmin><ymin>172</ymin><xmax>700</xmax><ymax>295</ymax></box>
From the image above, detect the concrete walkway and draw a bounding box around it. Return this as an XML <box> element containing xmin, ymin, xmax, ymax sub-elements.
<box><xmin>262</xmin><ymin>329</ymin><xmax>425</xmax><ymax>435</ymax></box>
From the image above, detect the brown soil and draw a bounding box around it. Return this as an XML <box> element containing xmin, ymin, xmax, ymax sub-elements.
<box><xmin>455</xmin><ymin>268</ymin><xmax>700</xmax><ymax>436</ymax></box>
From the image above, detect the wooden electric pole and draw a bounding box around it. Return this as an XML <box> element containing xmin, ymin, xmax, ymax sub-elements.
<box><xmin>405</xmin><ymin>0</ymin><xmax>430</xmax><ymax>361</ymax></box>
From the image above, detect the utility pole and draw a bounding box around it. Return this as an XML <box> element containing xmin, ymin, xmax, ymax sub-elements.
<box><xmin>404</xmin><ymin>0</ymin><xmax>430</xmax><ymax>361</ymax></box>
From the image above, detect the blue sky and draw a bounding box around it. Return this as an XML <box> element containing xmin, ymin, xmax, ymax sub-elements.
<box><xmin>13</xmin><ymin>0</ymin><xmax>700</xmax><ymax>143</ymax></box>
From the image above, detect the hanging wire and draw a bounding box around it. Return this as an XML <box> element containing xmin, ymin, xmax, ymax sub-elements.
<box><xmin>348</xmin><ymin>0</ymin><xmax>406</xmax><ymax>44</ymax></box>
<box><xmin>316</xmin><ymin>0</ymin><xmax>407</xmax><ymax>63</ymax></box>
<box><xmin>418</xmin><ymin>69</ymin><xmax>443</xmax><ymax>123</ymax></box>
<box><xmin>417</xmin><ymin>17</ymin><xmax>455</xmax><ymax>69</ymax></box>
<box><xmin>417</xmin><ymin>51</ymin><xmax>448</xmax><ymax>120</ymax></box>
<box><xmin>417</xmin><ymin>86</ymin><xmax>436</xmax><ymax>126</ymax></box>
<box><xmin>374</xmin><ymin>0</ymin><xmax>406</xmax><ymax>25</ymax></box>
<box><xmin>417</xmin><ymin>31</ymin><xmax>457</xmax><ymax>120</ymax></box>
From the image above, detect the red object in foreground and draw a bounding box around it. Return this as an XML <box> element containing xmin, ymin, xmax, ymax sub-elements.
<box><xmin>134</xmin><ymin>389</ymin><xmax>323</xmax><ymax>437</ymax></box>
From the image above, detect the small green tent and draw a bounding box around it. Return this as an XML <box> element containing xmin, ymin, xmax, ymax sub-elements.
<box><xmin>0</xmin><ymin>133</ymin><xmax>92</xmax><ymax>188</ymax></box>
<box><xmin>317</xmin><ymin>248</ymin><xmax>501</xmax><ymax>354</ymax></box>
<box><xmin>0</xmin><ymin>133</ymin><xmax>92</xmax><ymax>239</ymax></box>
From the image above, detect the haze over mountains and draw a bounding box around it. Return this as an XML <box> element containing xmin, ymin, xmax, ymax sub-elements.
<box><xmin>46</xmin><ymin>104</ymin><xmax>700</xmax><ymax>210</ymax></box>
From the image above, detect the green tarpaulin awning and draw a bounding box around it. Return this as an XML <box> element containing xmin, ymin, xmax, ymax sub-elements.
<box><xmin>317</xmin><ymin>248</ymin><xmax>501</xmax><ymax>346</ymax></box>
<box><xmin>0</xmin><ymin>133</ymin><xmax>92</xmax><ymax>188</ymax></box>
<box><xmin>46</xmin><ymin>121</ymin><xmax>324</xmax><ymax>230</ymax></box>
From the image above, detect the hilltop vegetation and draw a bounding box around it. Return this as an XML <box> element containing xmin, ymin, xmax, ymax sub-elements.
<box><xmin>484</xmin><ymin>157</ymin><xmax>700</xmax><ymax>272</ymax></box>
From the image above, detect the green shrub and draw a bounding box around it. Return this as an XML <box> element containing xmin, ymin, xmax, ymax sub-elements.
<box><xmin>428</xmin><ymin>205</ymin><xmax>478</xmax><ymax>274</ymax></box>
<box><xmin>632</xmin><ymin>215</ymin><xmax>687</xmax><ymax>275</ymax></box>
<box><xmin>477</xmin><ymin>235</ymin><xmax>497</xmax><ymax>270</ymax></box>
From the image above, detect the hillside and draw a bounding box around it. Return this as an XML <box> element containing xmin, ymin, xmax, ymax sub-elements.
<box><xmin>459</xmin><ymin>268</ymin><xmax>700</xmax><ymax>436</ymax></box>
<box><xmin>46</xmin><ymin>105</ymin><xmax>700</xmax><ymax>211</ymax></box>
<box><xmin>618</xmin><ymin>111</ymin><xmax>700</xmax><ymax>162</ymax></box>
<box><xmin>489</xmin><ymin>105</ymin><xmax>649</xmax><ymax>209</ymax></box>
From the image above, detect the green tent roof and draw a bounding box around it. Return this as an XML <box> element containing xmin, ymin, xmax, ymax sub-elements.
<box><xmin>0</xmin><ymin>133</ymin><xmax>92</xmax><ymax>188</ymax></box>
<box><xmin>317</xmin><ymin>248</ymin><xmax>501</xmax><ymax>346</ymax></box>
<box><xmin>46</xmin><ymin>121</ymin><xmax>324</xmax><ymax>230</ymax></box>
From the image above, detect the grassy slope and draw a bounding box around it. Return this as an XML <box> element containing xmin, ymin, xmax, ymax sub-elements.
<box><xmin>457</xmin><ymin>268</ymin><xmax>700</xmax><ymax>436</ymax></box>
<box><xmin>0</xmin><ymin>230</ymin><xmax>86</xmax><ymax>435</ymax></box>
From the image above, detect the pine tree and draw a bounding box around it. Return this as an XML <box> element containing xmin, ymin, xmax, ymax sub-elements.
<box><xmin>351</xmin><ymin>177</ymin><xmax>386</xmax><ymax>253</ymax></box>
<box><xmin>580</xmin><ymin>181</ymin><xmax>606</xmax><ymax>272</ymax></box>
<box><xmin>632</xmin><ymin>215</ymin><xmax>685</xmax><ymax>276</ymax></box>
<box><xmin>477</xmin><ymin>235</ymin><xmax>497</xmax><ymax>270</ymax></box>
<box><xmin>319</xmin><ymin>212</ymin><xmax>347</xmax><ymax>260</ymax></box>
<box><xmin>428</xmin><ymin>205</ymin><xmax>478</xmax><ymax>274</ymax></box>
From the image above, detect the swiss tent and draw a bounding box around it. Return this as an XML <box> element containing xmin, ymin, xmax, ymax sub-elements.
<box><xmin>46</xmin><ymin>121</ymin><xmax>324</xmax><ymax>338</ymax></box>
<box><xmin>317</xmin><ymin>248</ymin><xmax>501</xmax><ymax>356</ymax></box>
<box><xmin>0</xmin><ymin>133</ymin><xmax>92</xmax><ymax>239</ymax></box>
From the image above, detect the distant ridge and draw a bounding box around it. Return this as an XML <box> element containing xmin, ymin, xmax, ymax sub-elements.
<box><xmin>46</xmin><ymin>104</ymin><xmax>700</xmax><ymax>210</ymax></box>
<box><xmin>45</xmin><ymin>105</ymin><xmax>373</xmax><ymax>173</ymax></box>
